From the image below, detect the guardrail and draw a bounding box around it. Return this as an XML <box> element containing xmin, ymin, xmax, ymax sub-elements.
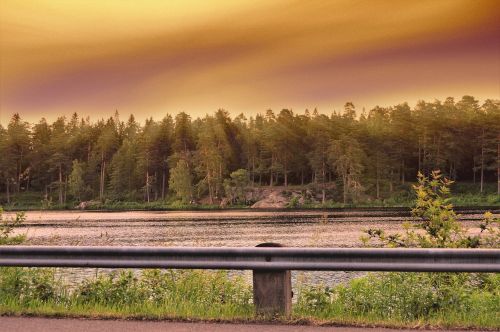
<box><xmin>1</xmin><ymin>245</ymin><xmax>499</xmax><ymax>316</ymax></box>
<box><xmin>1</xmin><ymin>246</ymin><xmax>499</xmax><ymax>272</ymax></box>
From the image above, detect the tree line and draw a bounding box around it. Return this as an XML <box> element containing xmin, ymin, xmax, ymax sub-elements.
<box><xmin>0</xmin><ymin>95</ymin><xmax>499</xmax><ymax>206</ymax></box>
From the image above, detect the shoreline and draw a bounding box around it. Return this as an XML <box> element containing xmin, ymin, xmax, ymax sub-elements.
<box><xmin>3</xmin><ymin>205</ymin><xmax>500</xmax><ymax>213</ymax></box>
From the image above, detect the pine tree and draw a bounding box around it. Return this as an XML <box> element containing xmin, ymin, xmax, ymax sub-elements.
<box><xmin>169</xmin><ymin>159</ymin><xmax>193</xmax><ymax>204</ymax></box>
<box><xmin>68</xmin><ymin>160</ymin><xmax>86</xmax><ymax>202</ymax></box>
<box><xmin>328</xmin><ymin>135</ymin><xmax>366</xmax><ymax>204</ymax></box>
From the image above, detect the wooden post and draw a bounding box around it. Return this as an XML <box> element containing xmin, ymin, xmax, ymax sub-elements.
<box><xmin>253</xmin><ymin>243</ymin><xmax>292</xmax><ymax>317</ymax></box>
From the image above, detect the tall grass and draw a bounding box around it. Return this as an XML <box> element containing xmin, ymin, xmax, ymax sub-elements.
<box><xmin>1</xmin><ymin>267</ymin><xmax>498</xmax><ymax>329</ymax></box>
<box><xmin>295</xmin><ymin>272</ymin><xmax>500</xmax><ymax>329</ymax></box>
<box><xmin>0</xmin><ymin>268</ymin><xmax>253</xmax><ymax>320</ymax></box>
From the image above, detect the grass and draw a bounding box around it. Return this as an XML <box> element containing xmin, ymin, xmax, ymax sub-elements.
<box><xmin>0</xmin><ymin>196</ymin><xmax>226</xmax><ymax>212</ymax></box>
<box><xmin>1</xmin><ymin>182</ymin><xmax>498</xmax><ymax>211</ymax></box>
<box><xmin>0</xmin><ymin>268</ymin><xmax>253</xmax><ymax>321</ymax></box>
<box><xmin>1</xmin><ymin>267</ymin><xmax>498</xmax><ymax>329</ymax></box>
<box><xmin>294</xmin><ymin>272</ymin><xmax>500</xmax><ymax>329</ymax></box>
<box><xmin>2</xmin><ymin>194</ymin><xmax>498</xmax><ymax>212</ymax></box>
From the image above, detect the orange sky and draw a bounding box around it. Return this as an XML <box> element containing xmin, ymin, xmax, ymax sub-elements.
<box><xmin>1</xmin><ymin>0</ymin><xmax>499</xmax><ymax>124</ymax></box>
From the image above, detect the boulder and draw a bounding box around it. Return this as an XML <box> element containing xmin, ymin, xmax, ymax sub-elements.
<box><xmin>250</xmin><ymin>190</ymin><xmax>288</xmax><ymax>208</ymax></box>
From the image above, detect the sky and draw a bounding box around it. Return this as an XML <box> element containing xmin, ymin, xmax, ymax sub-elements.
<box><xmin>0</xmin><ymin>0</ymin><xmax>499</xmax><ymax>125</ymax></box>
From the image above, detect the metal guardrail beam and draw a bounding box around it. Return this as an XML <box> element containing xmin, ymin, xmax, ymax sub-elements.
<box><xmin>0</xmin><ymin>246</ymin><xmax>499</xmax><ymax>272</ymax></box>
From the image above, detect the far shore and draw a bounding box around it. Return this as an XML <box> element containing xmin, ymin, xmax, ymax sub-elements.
<box><xmin>3</xmin><ymin>205</ymin><xmax>499</xmax><ymax>213</ymax></box>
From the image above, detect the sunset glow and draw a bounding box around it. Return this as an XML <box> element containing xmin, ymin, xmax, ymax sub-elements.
<box><xmin>1</xmin><ymin>0</ymin><xmax>499</xmax><ymax>123</ymax></box>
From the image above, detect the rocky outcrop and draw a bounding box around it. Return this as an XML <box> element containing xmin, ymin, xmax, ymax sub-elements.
<box><xmin>250</xmin><ymin>190</ymin><xmax>289</xmax><ymax>208</ymax></box>
<box><xmin>248</xmin><ymin>187</ymin><xmax>322</xmax><ymax>208</ymax></box>
<box><xmin>77</xmin><ymin>200</ymin><xmax>100</xmax><ymax>210</ymax></box>
<box><xmin>77</xmin><ymin>201</ymin><xmax>87</xmax><ymax>209</ymax></box>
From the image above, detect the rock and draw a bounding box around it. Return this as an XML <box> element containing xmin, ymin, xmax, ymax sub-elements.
<box><xmin>251</xmin><ymin>190</ymin><xmax>289</xmax><ymax>208</ymax></box>
<box><xmin>77</xmin><ymin>200</ymin><xmax>100</xmax><ymax>209</ymax></box>
<box><xmin>77</xmin><ymin>201</ymin><xmax>88</xmax><ymax>210</ymax></box>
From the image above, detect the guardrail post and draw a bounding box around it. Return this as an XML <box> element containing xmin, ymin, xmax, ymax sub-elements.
<box><xmin>253</xmin><ymin>243</ymin><xmax>292</xmax><ymax>318</ymax></box>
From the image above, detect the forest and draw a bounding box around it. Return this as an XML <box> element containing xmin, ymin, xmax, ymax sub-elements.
<box><xmin>0</xmin><ymin>95</ymin><xmax>499</xmax><ymax>208</ymax></box>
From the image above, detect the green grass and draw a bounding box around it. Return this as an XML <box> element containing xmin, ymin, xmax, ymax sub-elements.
<box><xmin>0</xmin><ymin>195</ymin><xmax>226</xmax><ymax>211</ymax></box>
<box><xmin>294</xmin><ymin>272</ymin><xmax>500</xmax><ymax>329</ymax></box>
<box><xmin>2</xmin><ymin>182</ymin><xmax>498</xmax><ymax>211</ymax></box>
<box><xmin>1</xmin><ymin>267</ymin><xmax>498</xmax><ymax>329</ymax></box>
<box><xmin>0</xmin><ymin>268</ymin><xmax>253</xmax><ymax>321</ymax></box>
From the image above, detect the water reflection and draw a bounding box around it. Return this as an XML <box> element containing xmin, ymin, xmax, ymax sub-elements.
<box><xmin>10</xmin><ymin>209</ymin><xmax>491</xmax><ymax>288</ymax></box>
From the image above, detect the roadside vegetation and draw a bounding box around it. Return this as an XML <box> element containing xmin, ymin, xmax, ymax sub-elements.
<box><xmin>1</xmin><ymin>266</ymin><xmax>498</xmax><ymax>329</ymax></box>
<box><xmin>0</xmin><ymin>172</ymin><xmax>499</xmax><ymax>329</ymax></box>
<box><xmin>0</xmin><ymin>268</ymin><xmax>254</xmax><ymax>321</ymax></box>
<box><xmin>0</xmin><ymin>207</ymin><xmax>25</xmax><ymax>245</ymax></box>
<box><xmin>2</xmin><ymin>182</ymin><xmax>499</xmax><ymax>211</ymax></box>
<box><xmin>295</xmin><ymin>171</ymin><xmax>499</xmax><ymax>328</ymax></box>
<box><xmin>1</xmin><ymin>96</ymin><xmax>499</xmax><ymax>210</ymax></box>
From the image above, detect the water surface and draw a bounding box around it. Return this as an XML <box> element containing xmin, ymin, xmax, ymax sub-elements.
<box><xmin>7</xmin><ymin>209</ymin><xmax>495</xmax><ymax>288</ymax></box>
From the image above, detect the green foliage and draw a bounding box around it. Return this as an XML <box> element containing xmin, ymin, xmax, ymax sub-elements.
<box><xmin>295</xmin><ymin>272</ymin><xmax>499</xmax><ymax>327</ymax></box>
<box><xmin>75</xmin><ymin>271</ymin><xmax>145</xmax><ymax>306</ymax></box>
<box><xmin>223</xmin><ymin>169</ymin><xmax>249</xmax><ymax>204</ymax></box>
<box><xmin>287</xmin><ymin>195</ymin><xmax>300</xmax><ymax>208</ymax></box>
<box><xmin>363</xmin><ymin>171</ymin><xmax>499</xmax><ymax>248</ymax></box>
<box><xmin>0</xmin><ymin>207</ymin><xmax>26</xmax><ymax>245</ymax></box>
<box><xmin>0</xmin><ymin>268</ymin><xmax>252</xmax><ymax>320</ymax></box>
<box><xmin>1</xmin><ymin>97</ymin><xmax>500</xmax><ymax>207</ymax></box>
<box><xmin>68</xmin><ymin>160</ymin><xmax>86</xmax><ymax>201</ymax></box>
<box><xmin>0</xmin><ymin>267</ymin><xmax>60</xmax><ymax>304</ymax></box>
<box><xmin>108</xmin><ymin>139</ymin><xmax>140</xmax><ymax>201</ymax></box>
<box><xmin>328</xmin><ymin>135</ymin><xmax>366</xmax><ymax>203</ymax></box>
<box><xmin>1</xmin><ymin>266</ymin><xmax>498</xmax><ymax>328</ymax></box>
<box><xmin>40</xmin><ymin>196</ymin><xmax>53</xmax><ymax>210</ymax></box>
<box><xmin>169</xmin><ymin>160</ymin><xmax>193</xmax><ymax>204</ymax></box>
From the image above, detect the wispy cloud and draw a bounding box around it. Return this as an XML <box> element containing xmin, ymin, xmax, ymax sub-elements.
<box><xmin>1</xmin><ymin>0</ymin><xmax>498</xmax><ymax>123</ymax></box>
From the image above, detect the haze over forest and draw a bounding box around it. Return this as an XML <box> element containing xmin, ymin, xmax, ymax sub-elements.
<box><xmin>1</xmin><ymin>95</ymin><xmax>499</xmax><ymax>207</ymax></box>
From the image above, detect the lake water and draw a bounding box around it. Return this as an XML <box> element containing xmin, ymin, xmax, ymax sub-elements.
<box><xmin>7</xmin><ymin>209</ymin><xmax>497</xmax><ymax>289</ymax></box>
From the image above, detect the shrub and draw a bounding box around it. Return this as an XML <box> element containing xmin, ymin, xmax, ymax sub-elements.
<box><xmin>288</xmin><ymin>196</ymin><xmax>300</xmax><ymax>208</ymax></box>
<box><xmin>362</xmin><ymin>171</ymin><xmax>499</xmax><ymax>248</ymax></box>
<box><xmin>0</xmin><ymin>207</ymin><xmax>26</xmax><ymax>245</ymax></box>
<box><xmin>0</xmin><ymin>267</ymin><xmax>61</xmax><ymax>304</ymax></box>
<box><xmin>296</xmin><ymin>272</ymin><xmax>499</xmax><ymax>324</ymax></box>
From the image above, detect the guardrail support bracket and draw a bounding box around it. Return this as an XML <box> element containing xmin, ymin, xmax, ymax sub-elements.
<box><xmin>253</xmin><ymin>243</ymin><xmax>292</xmax><ymax>318</ymax></box>
<box><xmin>253</xmin><ymin>269</ymin><xmax>292</xmax><ymax>318</ymax></box>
